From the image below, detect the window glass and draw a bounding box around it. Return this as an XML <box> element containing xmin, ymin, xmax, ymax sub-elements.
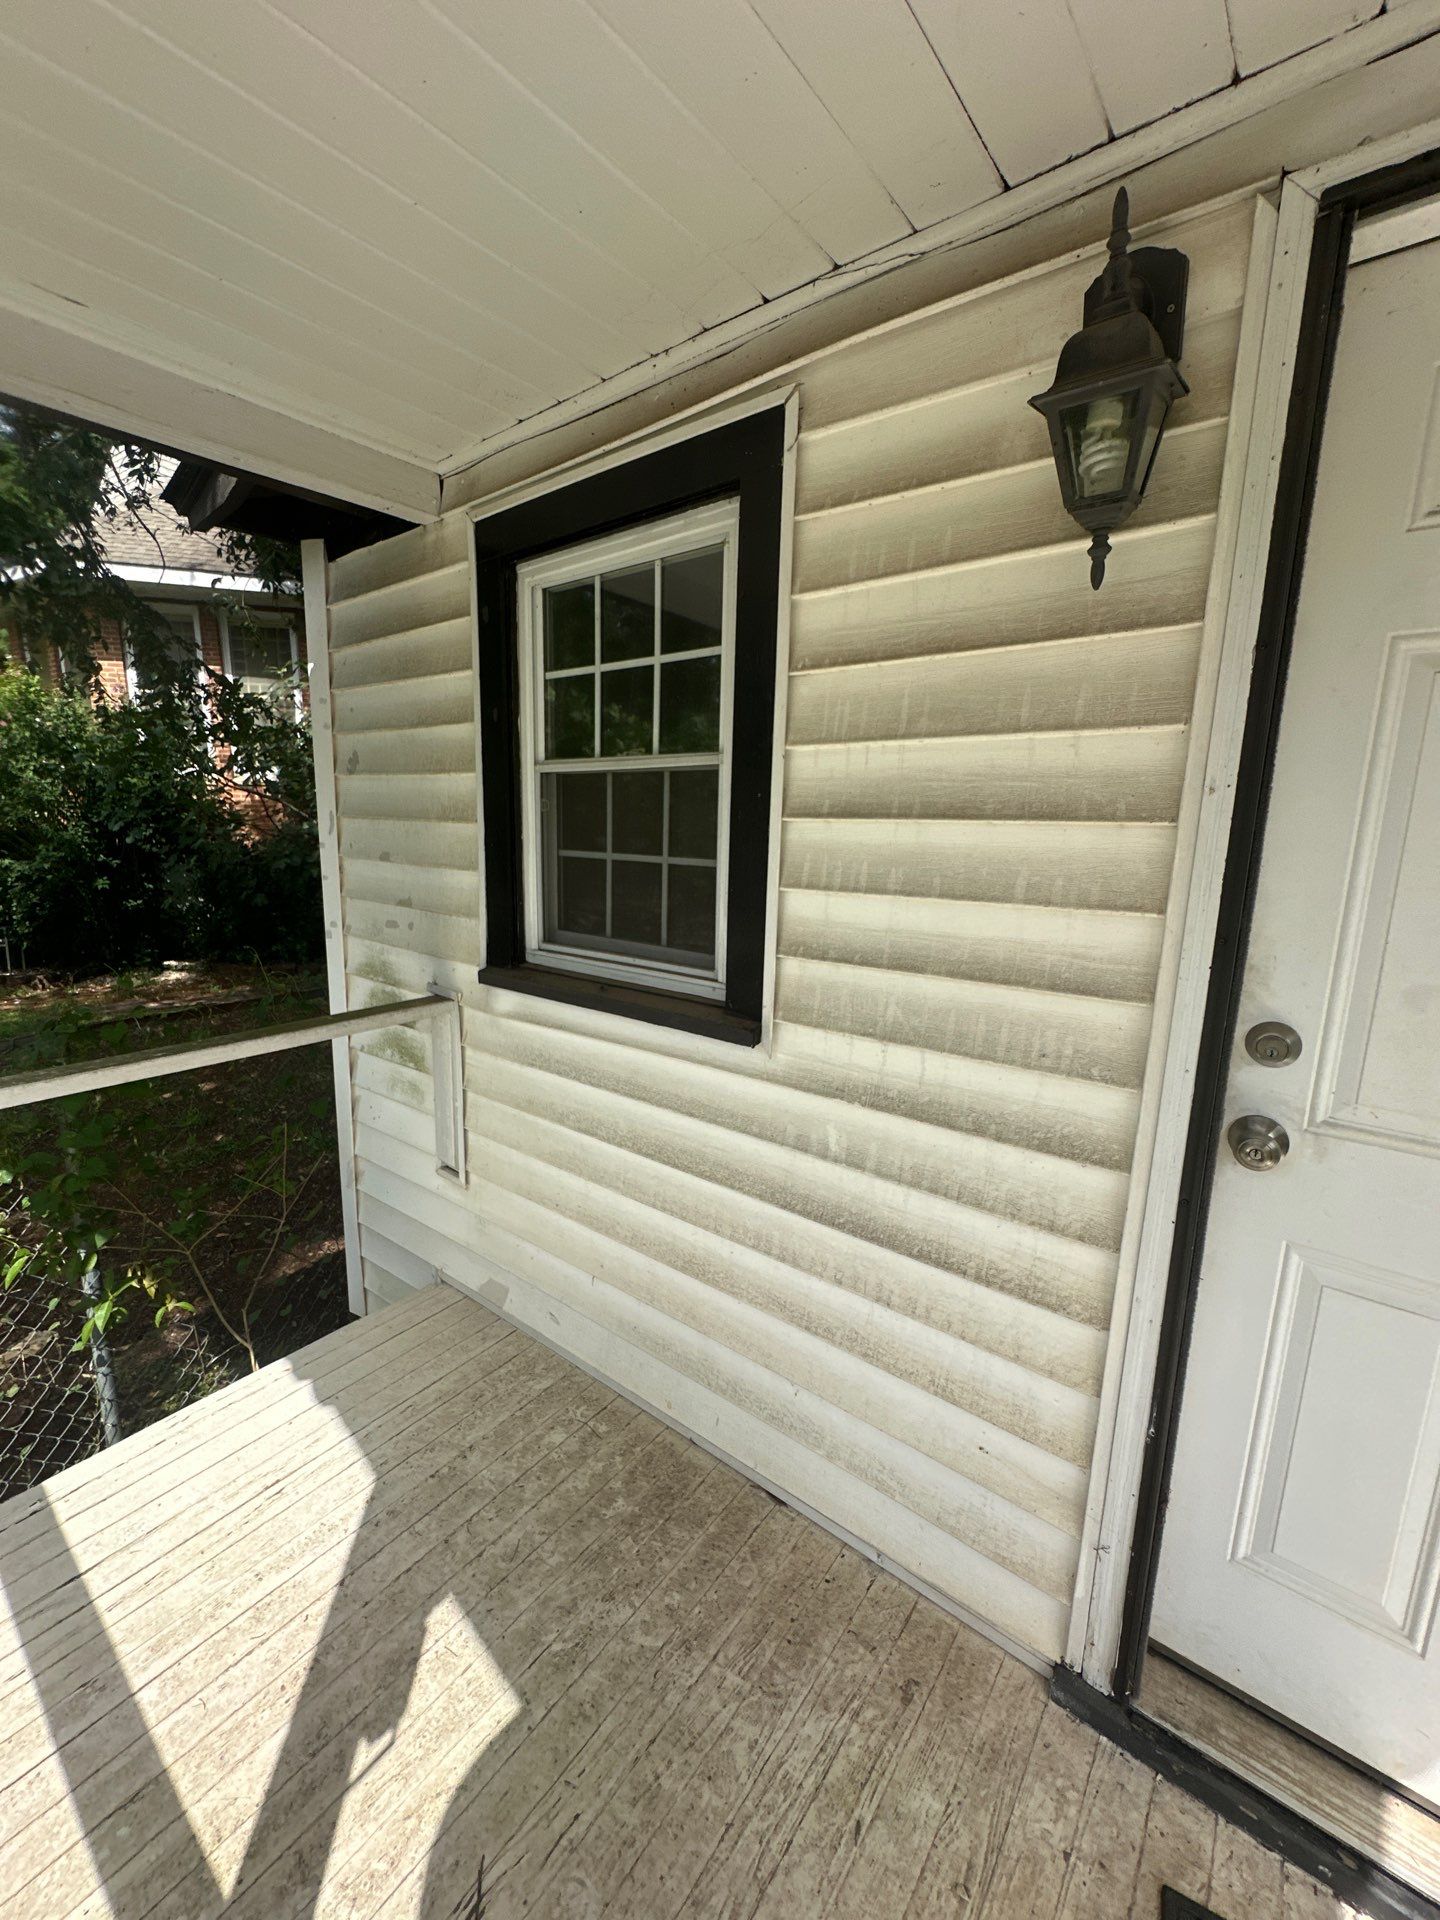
<box><xmin>544</xmin><ymin>674</ymin><xmax>594</xmax><ymax>759</ymax></box>
<box><xmin>544</xmin><ymin>582</ymin><xmax>593</xmax><ymax>671</ymax></box>
<box><xmin>600</xmin><ymin>566</ymin><xmax>654</xmax><ymax>662</ymax></box>
<box><xmin>659</xmin><ymin>655</ymin><xmax>721</xmax><ymax>753</ymax></box>
<box><xmin>599</xmin><ymin>665</ymin><xmax>653</xmax><ymax>757</ymax></box>
<box><xmin>612</xmin><ymin>770</ymin><xmax>663</xmax><ymax>856</ymax></box>
<box><xmin>667</xmin><ymin>769</ymin><xmax>718</xmax><ymax>859</ymax></box>
<box><xmin>555</xmin><ymin>855</ymin><xmax>606</xmax><ymax>939</ymax></box>
<box><xmin>131</xmin><ymin>604</ymin><xmax>200</xmax><ymax>693</ymax></box>
<box><xmin>525</xmin><ymin>508</ymin><xmax>732</xmax><ymax>989</ymax></box>
<box><xmin>611</xmin><ymin>860</ymin><xmax>663</xmax><ymax>948</ymax></box>
<box><xmin>661</xmin><ymin>548</ymin><xmax>722</xmax><ymax>654</ymax></box>
<box><xmin>553</xmin><ymin>772</ymin><xmax>607</xmax><ymax>853</ymax></box>
<box><xmin>666</xmin><ymin>864</ymin><xmax>717</xmax><ymax>959</ymax></box>
<box><xmin>227</xmin><ymin>620</ymin><xmax>297</xmax><ymax>707</ymax></box>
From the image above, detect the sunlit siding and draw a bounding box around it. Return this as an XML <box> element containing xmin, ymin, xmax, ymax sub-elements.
<box><xmin>326</xmin><ymin>195</ymin><xmax>1257</xmax><ymax>1663</ymax></box>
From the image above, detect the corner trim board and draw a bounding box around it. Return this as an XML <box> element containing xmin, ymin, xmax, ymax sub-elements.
<box><xmin>303</xmin><ymin>538</ymin><xmax>364</xmax><ymax>1317</ymax></box>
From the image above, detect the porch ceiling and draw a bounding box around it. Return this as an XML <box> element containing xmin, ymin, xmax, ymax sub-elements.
<box><xmin>0</xmin><ymin>0</ymin><xmax>1420</xmax><ymax>514</ymax></box>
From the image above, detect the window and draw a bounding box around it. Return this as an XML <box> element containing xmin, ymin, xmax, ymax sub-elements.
<box><xmin>517</xmin><ymin>503</ymin><xmax>736</xmax><ymax>1000</ymax></box>
<box><xmin>223</xmin><ymin>611</ymin><xmax>301</xmax><ymax>713</ymax></box>
<box><xmin>476</xmin><ymin>405</ymin><xmax>786</xmax><ymax>1045</ymax></box>
<box><xmin>127</xmin><ymin>603</ymin><xmax>201</xmax><ymax>696</ymax></box>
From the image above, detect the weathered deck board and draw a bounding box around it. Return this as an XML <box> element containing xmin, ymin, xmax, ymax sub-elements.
<box><xmin>0</xmin><ymin>1291</ymin><xmax>1361</xmax><ymax>1919</ymax></box>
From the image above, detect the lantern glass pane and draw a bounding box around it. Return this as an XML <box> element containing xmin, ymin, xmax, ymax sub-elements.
<box><xmin>1062</xmin><ymin>388</ymin><xmax>1139</xmax><ymax>503</ymax></box>
<box><xmin>1134</xmin><ymin>388</ymin><xmax>1172</xmax><ymax>494</ymax></box>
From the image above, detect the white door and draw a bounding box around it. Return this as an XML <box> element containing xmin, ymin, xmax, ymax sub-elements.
<box><xmin>1151</xmin><ymin>224</ymin><xmax>1440</xmax><ymax>1803</ymax></box>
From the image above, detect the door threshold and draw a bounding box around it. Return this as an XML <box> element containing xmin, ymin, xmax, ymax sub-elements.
<box><xmin>1140</xmin><ymin>1650</ymin><xmax>1440</xmax><ymax>1908</ymax></box>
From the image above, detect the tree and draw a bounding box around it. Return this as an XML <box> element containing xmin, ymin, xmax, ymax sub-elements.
<box><xmin>0</xmin><ymin>409</ymin><xmax>332</xmax><ymax>1470</ymax></box>
<box><xmin>0</xmin><ymin>405</ymin><xmax>299</xmax><ymax>671</ymax></box>
<box><xmin>0</xmin><ymin>402</ymin><xmax>319</xmax><ymax>974</ymax></box>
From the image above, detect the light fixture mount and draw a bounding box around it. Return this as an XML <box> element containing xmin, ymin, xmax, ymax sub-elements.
<box><xmin>1029</xmin><ymin>187</ymin><xmax>1189</xmax><ymax>588</ymax></box>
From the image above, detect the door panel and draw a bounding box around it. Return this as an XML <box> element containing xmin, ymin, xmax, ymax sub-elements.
<box><xmin>1311</xmin><ymin>634</ymin><xmax>1440</xmax><ymax>1152</ymax></box>
<box><xmin>1151</xmin><ymin>228</ymin><xmax>1440</xmax><ymax>1802</ymax></box>
<box><xmin>1234</xmin><ymin>1245</ymin><xmax>1440</xmax><ymax>1651</ymax></box>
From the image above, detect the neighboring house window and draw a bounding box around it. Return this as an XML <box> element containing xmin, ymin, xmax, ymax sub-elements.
<box><xmin>222</xmin><ymin>611</ymin><xmax>301</xmax><ymax>714</ymax></box>
<box><xmin>476</xmin><ymin>405</ymin><xmax>786</xmax><ymax>1045</ymax></box>
<box><xmin>126</xmin><ymin>602</ymin><xmax>202</xmax><ymax>696</ymax></box>
<box><xmin>516</xmin><ymin>502</ymin><xmax>736</xmax><ymax>1001</ymax></box>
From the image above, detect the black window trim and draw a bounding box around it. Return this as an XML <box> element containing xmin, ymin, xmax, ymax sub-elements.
<box><xmin>474</xmin><ymin>403</ymin><xmax>788</xmax><ymax>1047</ymax></box>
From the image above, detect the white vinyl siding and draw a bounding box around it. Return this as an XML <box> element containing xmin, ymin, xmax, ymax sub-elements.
<box><xmin>325</xmin><ymin>193</ymin><xmax>1257</xmax><ymax>1664</ymax></box>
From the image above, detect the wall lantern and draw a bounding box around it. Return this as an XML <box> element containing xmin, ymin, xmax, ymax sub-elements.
<box><xmin>1029</xmin><ymin>187</ymin><xmax>1189</xmax><ymax>588</ymax></box>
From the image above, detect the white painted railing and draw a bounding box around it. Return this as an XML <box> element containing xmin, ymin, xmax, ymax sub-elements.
<box><xmin>0</xmin><ymin>991</ymin><xmax>467</xmax><ymax>1182</ymax></box>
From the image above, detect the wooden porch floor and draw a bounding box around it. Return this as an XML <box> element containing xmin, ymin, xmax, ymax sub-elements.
<box><xmin>0</xmin><ymin>1286</ymin><xmax>1362</xmax><ymax>1919</ymax></box>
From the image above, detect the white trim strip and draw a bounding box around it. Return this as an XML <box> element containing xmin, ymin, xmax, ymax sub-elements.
<box><xmin>305</xmin><ymin>536</ymin><xmax>366</xmax><ymax>1316</ymax></box>
<box><xmin>108</xmin><ymin>563</ymin><xmax>278</xmax><ymax>593</ymax></box>
<box><xmin>1069</xmin><ymin>189</ymin><xmax>1301</xmax><ymax>1685</ymax></box>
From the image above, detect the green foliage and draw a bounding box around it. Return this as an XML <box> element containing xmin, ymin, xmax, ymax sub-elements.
<box><xmin>0</xmin><ymin>401</ymin><xmax>319</xmax><ymax>973</ymax></box>
<box><xmin>0</xmin><ymin>407</ymin><xmax>300</xmax><ymax>676</ymax></box>
<box><xmin>0</xmin><ymin>402</ymin><xmax>318</xmax><ymax>975</ymax></box>
<box><xmin>0</xmin><ymin>665</ymin><xmax>321</xmax><ymax>971</ymax></box>
<box><xmin>0</xmin><ymin>414</ymin><xmax>156</xmax><ymax>669</ymax></box>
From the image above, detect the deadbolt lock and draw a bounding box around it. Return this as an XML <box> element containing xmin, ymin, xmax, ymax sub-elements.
<box><xmin>1227</xmin><ymin>1114</ymin><xmax>1290</xmax><ymax>1171</ymax></box>
<box><xmin>1244</xmin><ymin>1020</ymin><xmax>1302</xmax><ymax>1067</ymax></box>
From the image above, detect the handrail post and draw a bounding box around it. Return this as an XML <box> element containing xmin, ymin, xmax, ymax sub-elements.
<box><xmin>426</xmin><ymin>986</ymin><xmax>466</xmax><ymax>1185</ymax></box>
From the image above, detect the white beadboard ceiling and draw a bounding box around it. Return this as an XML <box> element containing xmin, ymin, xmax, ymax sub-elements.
<box><xmin>0</xmin><ymin>0</ymin><xmax>1418</xmax><ymax>502</ymax></box>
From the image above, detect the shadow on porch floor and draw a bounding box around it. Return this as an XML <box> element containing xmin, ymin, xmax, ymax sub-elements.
<box><xmin>0</xmin><ymin>1285</ymin><xmax>1359</xmax><ymax>1918</ymax></box>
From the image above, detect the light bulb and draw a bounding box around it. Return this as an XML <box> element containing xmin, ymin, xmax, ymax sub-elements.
<box><xmin>1076</xmin><ymin>395</ymin><xmax>1129</xmax><ymax>496</ymax></box>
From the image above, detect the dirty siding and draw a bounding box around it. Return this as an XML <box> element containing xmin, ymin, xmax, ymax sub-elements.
<box><xmin>324</xmin><ymin>195</ymin><xmax>1256</xmax><ymax>1663</ymax></box>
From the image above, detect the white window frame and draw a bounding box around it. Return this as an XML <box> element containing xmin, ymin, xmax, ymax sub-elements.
<box><xmin>515</xmin><ymin>498</ymin><xmax>739</xmax><ymax>1002</ymax></box>
<box><xmin>219</xmin><ymin>606</ymin><xmax>303</xmax><ymax>717</ymax></box>
<box><xmin>124</xmin><ymin>600</ymin><xmax>203</xmax><ymax>699</ymax></box>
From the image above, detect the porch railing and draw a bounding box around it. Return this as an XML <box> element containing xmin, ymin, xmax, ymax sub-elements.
<box><xmin>0</xmin><ymin>990</ymin><xmax>465</xmax><ymax>1497</ymax></box>
<box><xmin>0</xmin><ymin>990</ymin><xmax>466</xmax><ymax>1178</ymax></box>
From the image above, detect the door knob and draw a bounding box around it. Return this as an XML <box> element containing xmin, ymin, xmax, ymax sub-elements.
<box><xmin>1227</xmin><ymin>1114</ymin><xmax>1290</xmax><ymax>1170</ymax></box>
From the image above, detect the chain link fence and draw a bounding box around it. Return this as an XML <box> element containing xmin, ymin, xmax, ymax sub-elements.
<box><xmin>1</xmin><ymin>1235</ymin><xmax>351</xmax><ymax>1503</ymax></box>
<box><xmin>1</xmin><ymin>972</ymin><xmax>354</xmax><ymax>1503</ymax></box>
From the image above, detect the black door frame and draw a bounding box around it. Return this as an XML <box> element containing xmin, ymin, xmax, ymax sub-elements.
<box><xmin>1113</xmin><ymin>145</ymin><xmax>1440</xmax><ymax>1704</ymax></box>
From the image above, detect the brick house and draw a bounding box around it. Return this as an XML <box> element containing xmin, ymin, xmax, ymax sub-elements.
<box><xmin>8</xmin><ymin>456</ymin><xmax>303</xmax><ymax>717</ymax></box>
<box><xmin>3</xmin><ymin>457</ymin><xmax>305</xmax><ymax>833</ymax></box>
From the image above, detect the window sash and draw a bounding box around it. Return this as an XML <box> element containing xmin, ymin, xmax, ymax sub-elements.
<box><xmin>126</xmin><ymin>602</ymin><xmax>203</xmax><ymax>695</ymax></box>
<box><xmin>539</xmin><ymin>766</ymin><xmax>722</xmax><ymax>973</ymax></box>
<box><xmin>221</xmin><ymin>611</ymin><xmax>301</xmax><ymax>714</ymax></box>
<box><xmin>516</xmin><ymin>499</ymin><xmax>738</xmax><ymax>1000</ymax></box>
